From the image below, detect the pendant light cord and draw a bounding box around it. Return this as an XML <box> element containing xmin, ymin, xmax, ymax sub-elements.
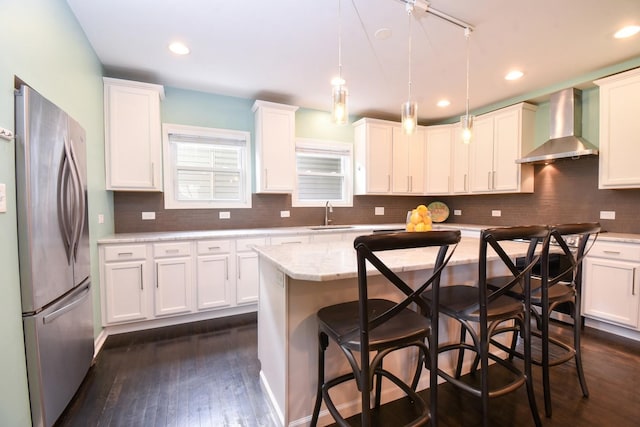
<box><xmin>338</xmin><ymin>0</ymin><xmax>343</xmax><ymax>80</ymax></box>
<box><xmin>407</xmin><ymin>7</ymin><xmax>413</xmax><ymax>101</ymax></box>
<box><xmin>464</xmin><ymin>27</ymin><xmax>471</xmax><ymax>119</ymax></box>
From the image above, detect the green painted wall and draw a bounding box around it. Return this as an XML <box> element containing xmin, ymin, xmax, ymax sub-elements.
<box><xmin>158</xmin><ymin>86</ymin><xmax>356</xmax><ymax>191</ymax></box>
<box><xmin>0</xmin><ymin>0</ymin><xmax>110</xmax><ymax>425</ymax></box>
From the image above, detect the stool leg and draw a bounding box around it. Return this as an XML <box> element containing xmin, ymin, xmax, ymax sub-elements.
<box><xmin>311</xmin><ymin>332</ymin><xmax>329</xmax><ymax>427</ymax></box>
<box><xmin>573</xmin><ymin>299</ymin><xmax>589</xmax><ymax>398</ymax></box>
<box><xmin>455</xmin><ymin>326</ymin><xmax>467</xmax><ymax>379</ymax></box>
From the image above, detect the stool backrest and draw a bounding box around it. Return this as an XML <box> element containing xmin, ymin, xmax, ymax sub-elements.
<box><xmin>353</xmin><ymin>230</ymin><xmax>461</xmax><ymax>349</ymax></box>
<box><xmin>545</xmin><ymin>222</ymin><xmax>601</xmax><ymax>290</ymax></box>
<box><xmin>477</xmin><ymin>225</ymin><xmax>551</xmax><ymax>316</ymax></box>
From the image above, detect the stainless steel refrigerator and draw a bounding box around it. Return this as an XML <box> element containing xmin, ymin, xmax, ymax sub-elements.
<box><xmin>15</xmin><ymin>85</ymin><xmax>94</xmax><ymax>427</ymax></box>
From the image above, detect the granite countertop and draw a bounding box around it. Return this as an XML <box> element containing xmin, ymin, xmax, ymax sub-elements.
<box><xmin>96</xmin><ymin>223</ymin><xmax>489</xmax><ymax>244</ymax></box>
<box><xmin>97</xmin><ymin>223</ymin><xmax>640</xmax><ymax>245</ymax></box>
<box><xmin>252</xmin><ymin>236</ymin><xmax>538</xmax><ymax>282</ymax></box>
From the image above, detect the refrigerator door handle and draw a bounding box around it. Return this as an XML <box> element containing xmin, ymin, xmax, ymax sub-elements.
<box><xmin>43</xmin><ymin>283</ymin><xmax>91</xmax><ymax>325</ymax></box>
<box><xmin>68</xmin><ymin>137</ymin><xmax>86</xmax><ymax>261</ymax></box>
<box><xmin>57</xmin><ymin>140</ymin><xmax>73</xmax><ymax>263</ymax></box>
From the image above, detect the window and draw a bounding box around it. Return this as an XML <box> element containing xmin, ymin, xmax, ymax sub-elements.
<box><xmin>162</xmin><ymin>123</ymin><xmax>252</xmax><ymax>209</ymax></box>
<box><xmin>292</xmin><ymin>139</ymin><xmax>353</xmax><ymax>207</ymax></box>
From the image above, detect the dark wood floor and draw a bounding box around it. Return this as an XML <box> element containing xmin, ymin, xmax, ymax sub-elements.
<box><xmin>56</xmin><ymin>314</ymin><xmax>640</xmax><ymax>427</ymax></box>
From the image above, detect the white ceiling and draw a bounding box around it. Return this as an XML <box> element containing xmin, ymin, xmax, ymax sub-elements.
<box><xmin>66</xmin><ymin>0</ymin><xmax>640</xmax><ymax>123</ymax></box>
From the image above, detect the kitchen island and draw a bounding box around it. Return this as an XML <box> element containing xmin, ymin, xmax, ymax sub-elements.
<box><xmin>253</xmin><ymin>235</ymin><xmax>533</xmax><ymax>427</ymax></box>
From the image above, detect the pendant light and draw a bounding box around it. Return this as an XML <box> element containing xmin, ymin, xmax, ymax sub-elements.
<box><xmin>401</xmin><ymin>3</ymin><xmax>418</xmax><ymax>135</ymax></box>
<box><xmin>332</xmin><ymin>0</ymin><xmax>348</xmax><ymax>125</ymax></box>
<box><xmin>461</xmin><ymin>27</ymin><xmax>473</xmax><ymax>143</ymax></box>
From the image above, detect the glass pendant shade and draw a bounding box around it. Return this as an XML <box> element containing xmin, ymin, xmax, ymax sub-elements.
<box><xmin>332</xmin><ymin>79</ymin><xmax>348</xmax><ymax>125</ymax></box>
<box><xmin>401</xmin><ymin>101</ymin><xmax>418</xmax><ymax>135</ymax></box>
<box><xmin>461</xmin><ymin>114</ymin><xmax>474</xmax><ymax>144</ymax></box>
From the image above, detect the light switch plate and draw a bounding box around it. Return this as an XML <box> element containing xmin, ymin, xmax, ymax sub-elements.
<box><xmin>491</xmin><ymin>210</ymin><xmax>502</xmax><ymax>217</ymax></box>
<box><xmin>280</xmin><ymin>210</ymin><xmax>290</xmax><ymax>218</ymax></box>
<box><xmin>600</xmin><ymin>210</ymin><xmax>616</xmax><ymax>220</ymax></box>
<box><xmin>141</xmin><ymin>211</ymin><xmax>155</xmax><ymax>220</ymax></box>
<box><xmin>0</xmin><ymin>183</ymin><xmax>6</xmax><ymax>213</ymax></box>
<box><xmin>454</xmin><ymin>209</ymin><xmax>462</xmax><ymax>216</ymax></box>
<box><xmin>219</xmin><ymin>211</ymin><xmax>231</xmax><ymax>219</ymax></box>
<box><xmin>375</xmin><ymin>207</ymin><xmax>385</xmax><ymax>216</ymax></box>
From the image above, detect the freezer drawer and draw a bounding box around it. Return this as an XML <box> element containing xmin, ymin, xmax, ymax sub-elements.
<box><xmin>23</xmin><ymin>281</ymin><xmax>94</xmax><ymax>427</ymax></box>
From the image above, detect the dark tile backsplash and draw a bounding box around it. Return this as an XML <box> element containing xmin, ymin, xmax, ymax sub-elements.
<box><xmin>114</xmin><ymin>157</ymin><xmax>640</xmax><ymax>234</ymax></box>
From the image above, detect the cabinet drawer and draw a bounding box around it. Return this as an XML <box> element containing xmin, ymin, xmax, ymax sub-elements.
<box><xmin>588</xmin><ymin>241</ymin><xmax>640</xmax><ymax>261</ymax></box>
<box><xmin>153</xmin><ymin>242</ymin><xmax>192</xmax><ymax>258</ymax></box>
<box><xmin>269</xmin><ymin>235</ymin><xmax>310</xmax><ymax>245</ymax></box>
<box><xmin>103</xmin><ymin>244</ymin><xmax>147</xmax><ymax>262</ymax></box>
<box><xmin>237</xmin><ymin>237</ymin><xmax>267</xmax><ymax>252</ymax></box>
<box><xmin>197</xmin><ymin>239</ymin><xmax>232</xmax><ymax>255</ymax></box>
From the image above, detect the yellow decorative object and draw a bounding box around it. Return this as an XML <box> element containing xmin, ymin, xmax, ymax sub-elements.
<box><xmin>406</xmin><ymin>205</ymin><xmax>433</xmax><ymax>232</ymax></box>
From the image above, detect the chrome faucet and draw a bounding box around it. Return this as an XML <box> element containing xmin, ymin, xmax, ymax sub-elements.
<box><xmin>324</xmin><ymin>201</ymin><xmax>333</xmax><ymax>226</ymax></box>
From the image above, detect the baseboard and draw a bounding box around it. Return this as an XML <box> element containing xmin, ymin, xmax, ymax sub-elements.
<box><xmin>92</xmin><ymin>305</ymin><xmax>258</xmax><ymax>357</ymax></box>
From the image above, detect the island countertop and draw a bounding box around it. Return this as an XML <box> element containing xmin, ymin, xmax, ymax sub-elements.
<box><xmin>253</xmin><ymin>235</ymin><xmax>534</xmax><ymax>282</ymax></box>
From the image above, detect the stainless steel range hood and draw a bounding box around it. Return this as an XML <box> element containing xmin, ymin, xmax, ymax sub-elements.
<box><xmin>516</xmin><ymin>88</ymin><xmax>598</xmax><ymax>164</ymax></box>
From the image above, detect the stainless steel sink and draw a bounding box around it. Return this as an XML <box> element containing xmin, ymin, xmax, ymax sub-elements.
<box><xmin>307</xmin><ymin>225</ymin><xmax>355</xmax><ymax>230</ymax></box>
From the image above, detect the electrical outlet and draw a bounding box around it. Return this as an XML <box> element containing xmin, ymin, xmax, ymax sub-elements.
<box><xmin>600</xmin><ymin>210</ymin><xmax>616</xmax><ymax>220</ymax></box>
<box><xmin>454</xmin><ymin>209</ymin><xmax>462</xmax><ymax>216</ymax></box>
<box><xmin>0</xmin><ymin>183</ymin><xmax>6</xmax><ymax>213</ymax></box>
<box><xmin>375</xmin><ymin>207</ymin><xmax>385</xmax><ymax>216</ymax></box>
<box><xmin>98</xmin><ymin>214</ymin><xmax>104</xmax><ymax>224</ymax></box>
<box><xmin>491</xmin><ymin>210</ymin><xmax>501</xmax><ymax>217</ymax></box>
<box><xmin>280</xmin><ymin>210</ymin><xmax>290</xmax><ymax>218</ymax></box>
<box><xmin>219</xmin><ymin>211</ymin><xmax>231</xmax><ymax>219</ymax></box>
<box><xmin>141</xmin><ymin>211</ymin><xmax>155</xmax><ymax>220</ymax></box>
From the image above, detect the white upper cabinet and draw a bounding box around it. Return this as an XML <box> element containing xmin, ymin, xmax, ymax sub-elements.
<box><xmin>451</xmin><ymin>124</ymin><xmax>471</xmax><ymax>194</ymax></box>
<box><xmin>425</xmin><ymin>124</ymin><xmax>454</xmax><ymax>195</ymax></box>
<box><xmin>354</xmin><ymin>118</ymin><xmax>426</xmax><ymax>195</ymax></box>
<box><xmin>104</xmin><ymin>78</ymin><xmax>164</xmax><ymax>191</ymax></box>
<box><xmin>595</xmin><ymin>67</ymin><xmax>640</xmax><ymax>189</ymax></box>
<box><xmin>354</xmin><ymin>118</ymin><xmax>394</xmax><ymax>195</ymax></box>
<box><xmin>468</xmin><ymin>103</ymin><xmax>536</xmax><ymax>194</ymax></box>
<box><xmin>252</xmin><ymin>100</ymin><xmax>299</xmax><ymax>193</ymax></box>
<box><xmin>392</xmin><ymin>126</ymin><xmax>426</xmax><ymax>194</ymax></box>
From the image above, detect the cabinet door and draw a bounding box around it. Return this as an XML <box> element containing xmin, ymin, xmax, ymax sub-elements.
<box><xmin>104</xmin><ymin>260</ymin><xmax>148</xmax><ymax>324</ymax></box>
<box><xmin>104</xmin><ymin>79</ymin><xmax>163</xmax><ymax>191</ymax></box>
<box><xmin>237</xmin><ymin>252</ymin><xmax>259</xmax><ymax>304</ymax></box>
<box><xmin>366</xmin><ymin>123</ymin><xmax>393</xmax><ymax>194</ymax></box>
<box><xmin>492</xmin><ymin>107</ymin><xmax>521</xmax><ymax>192</ymax></box>
<box><xmin>468</xmin><ymin>116</ymin><xmax>495</xmax><ymax>192</ymax></box>
<box><xmin>583</xmin><ymin>257</ymin><xmax>640</xmax><ymax>328</ymax></box>
<box><xmin>154</xmin><ymin>257</ymin><xmax>193</xmax><ymax>316</ymax></box>
<box><xmin>253</xmin><ymin>101</ymin><xmax>298</xmax><ymax>193</ymax></box>
<box><xmin>597</xmin><ymin>69</ymin><xmax>640</xmax><ymax>188</ymax></box>
<box><xmin>196</xmin><ymin>254</ymin><xmax>232</xmax><ymax>310</ymax></box>
<box><xmin>452</xmin><ymin>125</ymin><xmax>470</xmax><ymax>194</ymax></box>
<box><xmin>391</xmin><ymin>127</ymin><xmax>410</xmax><ymax>193</ymax></box>
<box><xmin>425</xmin><ymin>125</ymin><xmax>452</xmax><ymax>195</ymax></box>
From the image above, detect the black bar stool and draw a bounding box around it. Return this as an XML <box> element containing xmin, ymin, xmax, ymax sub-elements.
<box><xmin>310</xmin><ymin>230</ymin><xmax>461</xmax><ymax>427</ymax></box>
<box><xmin>422</xmin><ymin>225</ymin><xmax>549</xmax><ymax>427</ymax></box>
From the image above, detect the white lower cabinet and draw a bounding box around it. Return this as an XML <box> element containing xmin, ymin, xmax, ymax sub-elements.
<box><xmin>101</xmin><ymin>244</ymin><xmax>150</xmax><ymax>324</ymax></box>
<box><xmin>583</xmin><ymin>241</ymin><xmax>640</xmax><ymax>329</ymax></box>
<box><xmin>236</xmin><ymin>237</ymin><xmax>266</xmax><ymax>304</ymax></box>
<box><xmin>153</xmin><ymin>242</ymin><xmax>193</xmax><ymax>316</ymax></box>
<box><xmin>196</xmin><ymin>240</ymin><xmax>233</xmax><ymax>310</ymax></box>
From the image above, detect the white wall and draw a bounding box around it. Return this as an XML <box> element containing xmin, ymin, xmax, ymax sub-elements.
<box><xmin>0</xmin><ymin>0</ymin><xmax>112</xmax><ymax>425</ymax></box>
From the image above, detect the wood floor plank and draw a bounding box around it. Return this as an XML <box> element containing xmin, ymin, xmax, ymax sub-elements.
<box><xmin>56</xmin><ymin>314</ymin><xmax>639</xmax><ymax>427</ymax></box>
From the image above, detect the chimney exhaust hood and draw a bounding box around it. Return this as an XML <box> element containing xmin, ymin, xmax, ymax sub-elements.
<box><xmin>516</xmin><ymin>88</ymin><xmax>598</xmax><ymax>164</ymax></box>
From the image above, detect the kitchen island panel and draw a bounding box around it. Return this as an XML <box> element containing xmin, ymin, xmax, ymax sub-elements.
<box><xmin>257</xmin><ymin>246</ymin><xmax>512</xmax><ymax>426</ymax></box>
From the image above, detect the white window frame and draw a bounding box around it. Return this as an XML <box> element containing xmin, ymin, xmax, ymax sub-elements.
<box><xmin>292</xmin><ymin>138</ymin><xmax>353</xmax><ymax>207</ymax></box>
<box><xmin>162</xmin><ymin>123</ymin><xmax>252</xmax><ymax>209</ymax></box>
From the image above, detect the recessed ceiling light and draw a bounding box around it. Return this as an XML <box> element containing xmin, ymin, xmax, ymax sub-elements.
<box><xmin>375</xmin><ymin>28</ymin><xmax>392</xmax><ymax>40</ymax></box>
<box><xmin>169</xmin><ymin>42</ymin><xmax>190</xmax><ymax>55</ymax></box>
<box><xmin>505</xmin><ymin>70</ymin><xmax>524</xmax><ymax>81</ymax></box>
<box><xmin>614</xmin><ymin>25</ymin><xmax>640</xmax><ymax>39</ymax></box>
<box><xmin>437</xmin><ymin>99</ymin><xmax>450</xmax><ymax>107</ymax></box>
